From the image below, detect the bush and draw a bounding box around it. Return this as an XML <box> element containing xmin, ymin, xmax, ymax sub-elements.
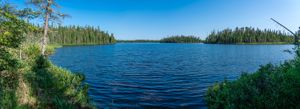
<box><xmin>205</xmin><ymin>50</ymin><xmax>300</xmax><ymax>109</ymax></box>
<box><xmin>0</xmin><ymin>11</ymin><xmax>31</xmax><ymax>108</ymax></box>
<box><xmin>25</xmin><ymin>56</ymin><xmax>93</xmax><ymax>108</ymax></box>
<box><xmin>0</xmin><ymin>70</ymin><xmax>19</xmax><ymax>108</ymax></box>
<box><xmin>0</xmin><ymin>9</ymin><xmax>93</xmax><ymax>109</ymax></box>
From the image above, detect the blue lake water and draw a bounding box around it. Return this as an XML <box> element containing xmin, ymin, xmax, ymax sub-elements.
<box><xmin>50</xmin><ymin>43</ymin><xmax>294</xmax><ymax>108</ymax></box>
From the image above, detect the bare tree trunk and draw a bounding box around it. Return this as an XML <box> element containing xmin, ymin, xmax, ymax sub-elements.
<box><xmin>41</xmin><ymin>3</ymin><xmax>50</xmax><ymax>56</ymax></box>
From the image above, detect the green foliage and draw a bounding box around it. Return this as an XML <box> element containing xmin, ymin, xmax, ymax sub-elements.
<box><xmin>48</xmin><ymin>25</ymin><xmax>116</xmax><ymax>45</ymax></box>
<box><xmin>205</xmin><ymin>49</ymin><xmax>300</xmax><ymax>109</ymax></box>
<box><xmin>0</xmin><ymin>48</ymin><xmax>19</xmax><ymax>71</ymax></box>
<box><xmin>25</xmin><ymin>56</ymin><xmax>93</xmax><ymax>108</ymax></box>
<box><xmin>0</xmin><ymin>50</ymin><xmax>19</xmax><ymax>109</ymax></box>
<box><xmin>205</xmin><ymin>27</ymin><xmax>293</xmax><ymax>44</ymax></box>
<box><xmin>0</xmin><ymin>8</ymin><xmax>93</xmax><ymax>108</ymax></box>
<box><xmin>0</xmin><ymin>70</ymin><xmax>19</xmax><ymax>109</ymax></box>
<box><xmin>160</xmin><ymin>35</ymin><xmax>202</xmax><ymax>43</ymax></box>
<box><xmin>0</xmin><ymin>10</ymin><xmax>34</xmax><ymax>48</ymax></box>
<box><xmin>46</xmin><ymin>44</ymin><xmax>62</xmax><ymax>55</ymax></box>
<box><xmin>23</xmin><ymin>44</ymin><xmax>41</xmax><ymax>59</ymax></box>
<box><xmin>16</xmin><ymin>8</ymin><xmax>40</xmax><ymax>21</ymax></box>
<box><xmin>0</xmin><ymin>10</ymin><xmax>32</xmax><ymax>109</ymax></box>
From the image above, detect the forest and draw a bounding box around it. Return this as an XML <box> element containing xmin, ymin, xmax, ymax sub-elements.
<box><xmin>48</xmin><ymin>25</ymin><xmax>116</xmax><ymax>45</ymax></box>
<box><xmin>205</xmin><ymin>27</ymin><xmax>294</xmax><ymax>44</ymax></box>
<box><xmin>160</xmin><ymin>35</ymin><xmax>202</xmax><ymax>43</ymax></box>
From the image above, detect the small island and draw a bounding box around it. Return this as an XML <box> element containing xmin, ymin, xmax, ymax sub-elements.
<box><xmin>117</xmin><ymin>40</ymin><xmax>159</xmax><ymax>43</ymax></box>
<box><xmin>160</xmin><ymin>35</ymin><xmax>202</xmax><ymax>43</ymax></box>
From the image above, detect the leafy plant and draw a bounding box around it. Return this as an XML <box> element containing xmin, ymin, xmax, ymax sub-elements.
<box><xmin>25</xmin><ymin>56</ymin><xmax>93</xmax><ymax>108</ymax></box>
<box><xmin>205</xmin><ymin>48</ymin><xmax>300</xmax><ymax>109</ymax></box>
<box><xmin>0</xmin><ymin>9</ymin><xmax>34</xmax><ymax>109</ymax></box>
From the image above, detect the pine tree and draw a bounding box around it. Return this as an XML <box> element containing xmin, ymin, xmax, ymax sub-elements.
<box><xmin>28</xmin><ymin>0</ymin><xmax>67</xmax><ymax>56</ymax></box>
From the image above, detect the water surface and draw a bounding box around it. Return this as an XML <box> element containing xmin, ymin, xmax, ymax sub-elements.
<box><xmin>50</xmin><ymin>43</ymin><xmax>294</xmax><ymax>108</ymax></box>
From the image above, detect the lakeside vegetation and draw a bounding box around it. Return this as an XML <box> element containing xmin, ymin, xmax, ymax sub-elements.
<box><xmin>48</xmin><ymin>25</ymin><xmax>116</xmax><ymax>45</ymax></box>
<box><xmin>205</xmin><ymin>27</ymin><xmax>294</xmax><ymax>44</ymax></box>
<box><xmin>160</xmin><ymin>35</ymin><xmax>202</xmax><ymax>43</ymax></box>
<box><xmin>0</xmin><ymin>1</ymin><xmax>94</xmax><ymax>108</ymax></box>
<box><xmin>205</xmin><ymin>47</ymin><xmax>300</xmax><ymax>108</ymax></box>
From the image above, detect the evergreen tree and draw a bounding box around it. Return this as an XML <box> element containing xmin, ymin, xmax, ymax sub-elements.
<box><xmin>48</xmin><ymin>25</ymin><xmax>116</xmax><ymax>45</ymax></box>
<box><xmin>28</xmin><ymin>0</ymin><xmax>67</xmax><ymax>56</ymax></box>
<box><xmin>205</xmin><ymin>27</ymin><xmax>293</xmax><ymax>44</ymax></box>
<box><xmin>160</xmin><ymin>35</ymin><xmax>202</xmax><ymax>43</ymax></box>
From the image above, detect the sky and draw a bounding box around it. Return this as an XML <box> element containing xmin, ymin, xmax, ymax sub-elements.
<box><xmin>11</xmin><ymin>0</ymin><xmax>300</xmax><ymax>40</ymax></box>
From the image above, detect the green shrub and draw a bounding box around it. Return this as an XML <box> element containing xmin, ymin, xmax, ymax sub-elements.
<box><xmin>0</xmin><ymin>10</ymin><xmax>32</xmax><ymax>109</ymax></box>
<box><xmin>46</xmin><ymin>44</ymin><xmax>62</xmax><ymax>55</ymax></box>
<box><xmin>22</xmin><ymin>44</ymin><xmax>40</xmax><ymax>62</ymax></box>
<box><xmin>0</xmin><ymin>70</ymin><xmax>19</xmax><ymax>109</ymax></box>
<box><xmin>25</xmin><ymin>56</ymin><xmax>93</xmax><ymax>108</ymax></box>
<box><xmin>205</xmin><ymin>50</ymin><xmax>300</xmax><ymax>109</ymax></box>
<box><xmin>0</xmin><ymin>48</ymin><xmax>20</xmax><ymax>71</ymax></box>
<box><xmin>0</xmin><ymin>8</ymin><xmax>93</xmax><ymax>109</ymax></box>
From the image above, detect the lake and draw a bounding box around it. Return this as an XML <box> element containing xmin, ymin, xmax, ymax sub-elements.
<box><xmin>50</xmin><ymin>43</ymin><xmax>294</xmax><ymax>108</ymax></box>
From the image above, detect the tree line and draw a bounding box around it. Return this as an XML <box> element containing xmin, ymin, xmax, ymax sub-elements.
<box><xmin>118</xmin><ymin>40</ymin><xmax>159</xmax><ymax>43</ymax></box>
<box><xmin>160</xmin><ymin>35</ymin><xmax>202</xmax><ymax>43</ymax></box>
<box><xmin>205</xmin><ymin>27</ymin><xmax>294</xmax><ymax>44</ymax></box>
<box><xmin>48</xmin><ymin>25</ymin><xmax>116</xmax><ymax>45</ymax></box>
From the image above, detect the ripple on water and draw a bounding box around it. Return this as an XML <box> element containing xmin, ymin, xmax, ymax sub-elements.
<box><xmin>50</xmin><ymin>43</ymin><xmax>294</xmax><ymax>108</ymax></box>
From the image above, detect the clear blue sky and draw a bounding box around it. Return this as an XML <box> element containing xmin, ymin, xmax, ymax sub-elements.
<box><xmin>12</xmin><ymin>0</ymin><xmax>300</xmax><ymax>40</ymax></box>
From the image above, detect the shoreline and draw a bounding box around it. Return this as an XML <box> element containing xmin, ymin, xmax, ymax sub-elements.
<box><xmin>49</xmin><ymin>42</ymin><xmax>293</xmax><ymax>49</ymax></box>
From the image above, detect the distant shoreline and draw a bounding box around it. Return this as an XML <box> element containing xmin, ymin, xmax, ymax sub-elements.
<box><xmin>118</xmin><ymin>40</ymin><xmax>292</xmax><ymax>45</ymax></box>
<box><xmin>49</xmin><ymin>42</ymin><xmax>293</xmax><ymax>48</ymax></box>
<box><xmin>204</xmin><ymin>42</ymin><xmax>293</xmax><ymax>45</ymax></box>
